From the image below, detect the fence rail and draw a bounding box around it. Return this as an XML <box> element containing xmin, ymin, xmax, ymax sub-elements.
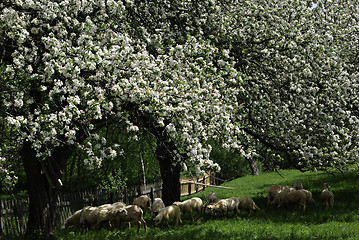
<box><xmin>0</xmin><ymin>172</ymin><xmax>215</xmax><ymax>237</ymax></box>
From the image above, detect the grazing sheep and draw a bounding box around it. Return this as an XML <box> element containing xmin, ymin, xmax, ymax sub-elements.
<box><xmin>112</xmin><ymin>201</ymin><xmax>126</xmax><ymax>208</ymax></box>
<box><xmin>133</xmin><ymin>195</ymin><xmax>152</xmax><ymax>214</ymax></box>
<box><xmin>97</xmin><ymin>204</ymin><xmax>112</xmax><ymax>210</ymax></box>
<box><xmin>64</xmin><ymin>209</ymin><xmax>82</xmax><ymax>229</ymax></box>
<box><xmin>272</xmin><ymin>187</ymin><xmax>296</xmax><ymax>207</ymax></box>
<box><xmin>79</xmin><ymin>206</ymin><xmax>127</xmax><ymax>229</ymax></box>
<box><xmin>293</xmin><ymin>181</ymin><xmax>304</xmax><ymax>190</ymax></box>
<box><xmin>152</xmin><ymin>198</ymin><xmax>165</xmax><ymax>216</ymax></box>
<box><xmin>111</xmin><ymin>205</ymin><xmax>147</xmax><ymax>232</ymax></box>
<box><xmin>204</xmin><ymin>192</ymin><xmax>219</xmax><ymax>207</ymax></box>
<box><xmin>237</xmin><ymin>197</ymin><xmax>260</xmax><ymax>214</ymax></box>
<box><xmin>280</xmin><ymin>190</ymin><xmax>307</xmax><ymax>210</ymax></box>
<box><xmin>174</xmin><ymin>197</ymin><xmax>203</xmax><ymax>222</ymax></box>
<box><xmin>153</xmin><ymin>205</ymin><xmax>182</xmax><ymax>227</ymax></box>
<box><xmin>321</xmin><ymin>183</ymin><xmax>334</xmax><ymax>210</ymax></box>
<box><xmin>204</xmin><ymin>201</ymin><xmax>218</xmax><ymax>216</ymax></box>
<box><xmin>267</xmin><ymin>185</ymin><xmax>291</xmax><ymax>205</ymax></box>
<box><xmin>299</xmin><ymin>189</ymin><xmax>314</xmax><ymax>205</ymax></box>
<box><xmin>205</xmin><ymin>197</ymin><xmax>241</xmax><ymax>217</ymax></box>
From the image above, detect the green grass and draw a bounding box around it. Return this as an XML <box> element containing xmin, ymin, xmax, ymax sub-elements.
<box><xmin>54</xmin><ymin>169</ymin><xmax>359</xmax><ymax>240</ymax></box>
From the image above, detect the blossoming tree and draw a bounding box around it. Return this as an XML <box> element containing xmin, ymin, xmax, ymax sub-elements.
<box><xmin>1</xmin><ymin>0</ymin><xmax>358</xmax><ymax>238</ymax></box>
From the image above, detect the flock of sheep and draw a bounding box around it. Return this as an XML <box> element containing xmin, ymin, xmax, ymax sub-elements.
<box><xmin>63</xmin><ymin>182</ymin><xmax>334</xmax><ymax>232</ymax></box>
<box><xmin>268</xmin><ymin>182</ymin><xmax>334</xmax><ymax>211</ymax></box>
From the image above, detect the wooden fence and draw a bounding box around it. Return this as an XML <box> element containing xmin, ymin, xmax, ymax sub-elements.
<box><xmin>0</xmin><ymin>172</ymin><xmax>215</xmax><ymax>237</ymax></box>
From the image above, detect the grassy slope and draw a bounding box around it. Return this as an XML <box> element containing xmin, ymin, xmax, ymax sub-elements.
<box><xmin>54</xmin><ymin>169</ymin><xmax>359</xmax><ymax>240</ymax></box>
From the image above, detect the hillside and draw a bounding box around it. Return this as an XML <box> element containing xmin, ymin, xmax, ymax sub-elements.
<box><xmin>54</xmin><ymin>169</ymin><xmax>359</xmax><ymax>240</ymax></box>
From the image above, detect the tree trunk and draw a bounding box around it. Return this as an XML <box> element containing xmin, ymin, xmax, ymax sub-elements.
<box><xmin>155</xmin><ymin>141</ymin><xmax>181</xmax><ymax>206</ymax></box>
<box><xmin>21</xmin><ymin>142</ymin><xmax>72</xmax><ymax>240</ymax></box>
<box><xmin>247</xmin><ymin>157</ymin><xmax>260</xmax><ymax>175</ymax></box>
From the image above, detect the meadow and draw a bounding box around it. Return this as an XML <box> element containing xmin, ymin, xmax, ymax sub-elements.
<box><xmin>54</xmin><ymin>169</ymin><xmax>359</xmax><ymax>240</ymax></box>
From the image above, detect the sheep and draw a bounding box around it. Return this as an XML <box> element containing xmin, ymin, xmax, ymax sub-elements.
<box><xmin>173</xmin><ymin>197</ymin><xmax>203</xmax><ymax>222</ymax></box>
<box><xmin>133</xmin><ymin>195</ymin><xmax>152</xmax><ymax>214</ymax></box>
<box><xmin>279</xmin><ymin>189</ymin><xmax>307</xmax><ymax>210</ymax></box>
<box><xmin>63</xmin><ymin>209</ymin><xmax>82</xmax><ymax>229</ymax></box>
<box><xmin>321</xmin><ymin>183</ymin><xmax>334</xmax><ymax>210</ymax></box>
<box><xmin>153</xmin><ymin>204</ymin><xmax>182</xmax><ymax>227</ymax></box>
<box><xmin>299</xmin><ymin>189</ymin><xmax>314</xmax><ymax>205</ymax></box>
<box><xmin>204</xmin><ymin>201</ymin><xmax>218</xmax><ymax>216</ymax></box>
<box><xmin>109</xmin><ymin>205</ymin><xmax>147</xmax><ymax>232</ymax></box>
<box><xmin>272</xmin><ymin>187</ymin><xmax>296</xmax><ymax>207</ymax></box>
<box><xmin>204</xmin><ymin>192</ymin><xmax>219</xmax><ymax>207</ymax></box>
<box><xmin>152</xmin><ymin>198</ymin><xmax>165</xmax><ymax>216</ymax></box>
<box><xmin>205</xmin><ymin>197</ymin><xmax>241</xmax><ymax>217</ymax></box>
<box><xmin>112</xmin><ymin>201</ymin><xmax>127</xmax><ymax>209</ymax></box>
<box><xmin>97</xmin><ymin>203</ymin><xmax>112</xmax><ymax>210</ymax></box>
<box><xmin>267</xmin><ymin>185</ymin><xmax>291</xmax><ymax>205</ymax></box>
<box><xmin>293</xmin><ymin>181</ymin><xmax>304</xmax><ymax>190</ymax></box>
<box><xmin>237</xmin><ymin>197</ymin><xmax>260</xmax><ymax>214</ymax></box>
<box><xmin>79</xmin><ymin>206</ymin><xmax>127</xmax><ymax>229</ymax></box>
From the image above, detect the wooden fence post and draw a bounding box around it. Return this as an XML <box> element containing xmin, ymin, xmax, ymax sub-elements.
<box><xmin>150</xmin><ymin>187</ymin><xmax>154</xmax><ymax>202</ymax></box>
<box><xmin>137</xmin><ymin>186</ymin><xmax>142</xmax><ymax>197</ymax></box>
<box><xmin>203</xmin><ymin>175</ymin><xmax>206</xmax><ymax>191</ymax></box>
<box><xmin>195</xmin><ymin>177</ymin><xmax>199</xmax><ymax>193</ymax></box>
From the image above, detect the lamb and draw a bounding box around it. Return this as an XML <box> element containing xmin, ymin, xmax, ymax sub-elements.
<box><xmin>153</xmin><ymin>204</ymin><xmax>182</xmax><ymax>227</ymax></box>
<box><xmin>64</xmin><ymin>209</ymin><xmax>82</xmax><ymax>229</ymax></box>
<box><xmin>267</xmin><ymin>185</ymin><xmax>291</xmax><ymax>205</ymax></box>
<box><xmin>293</xmin><ymin>181</ymin><xmax>304</xmax><ymax>190</ymax></box>
<box><xmin>321</xmin><ymin>183</ymin><xmax>334</xmax><ymax>210</ymax></box>
<box><xmin>237</xmin><ymin>197</ymin><xmax>260</xmax><ymax>214</ymax></box>
<box><xmin>152</xmin><ymin>198</ymin><xmax>165</xmax><ymax>216</ymax></box>
<box><xmin>279</xmin><ymin>189</ymin><xmax>307</xmax><ymax>210</ymax></box>
<box><xmin>79</xmin><ymin>206</ymin><xmax>127</xmax><ymax>229</ymax></box>
<box><xmin>173</xmin><ymin>197</ymin><xmax>203</xmax><ymax>222</ymax></box>
<box><xmin>205</xmin><ymin>197</ymin><xmax>241</xmax><ymax>217</ymax></box>
<box><xmin>133</xmin><ymin>195</ymin><xmax>152</xmax><ymax>214</ymax></box>
<box><xmin>109</xmin><ymin>205</ymin><xmax>147</xmax><ymax>232</ymax></box>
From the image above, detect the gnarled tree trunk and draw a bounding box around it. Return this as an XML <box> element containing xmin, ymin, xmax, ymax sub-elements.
<box><xmin>21</xmin><ymin>142</ymin><xmax>72</xmax><ymax>240</ymax></box>
<box><xmin>155</xmin><ymin>141</ymin><xmax>181</xmax><ymax>206</ymax></box>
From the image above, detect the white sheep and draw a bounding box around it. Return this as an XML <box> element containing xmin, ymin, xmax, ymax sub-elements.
<box><xmin>79</xmin><ymin>206</ymin><xmax>127</xmax><ymax>229</ymax></box>
<box><xmin>205</xmin><ymin>197</ymin><xmax>240</xmax><ymax>217</ymax></box>
<box><xmin>173</xmin><ymin>197</ymin><xmax>203</xmax><ymax>222</ymax></box>
<box><xmin>272</xmin><ymin>187</ymin><xmax>296</xmax><ymax>207</ymax></box>
<box><xmin>204</xmin><ymin>201</ymin><xmax>218</xmax><ymax>216</ymax></box>
<box><xmin>237</xmin><ymin>197</ymin><xmax>260</xmax><ymax>214</ymax></box>
<box><xmin>97</xmin><ymin>203</ymin><xmax>112</xmax><ymax>210</ymax></box>
<box><xmin>112</xmin><ymin>201</ymin><xmax>127</xmax><ymax>209</ymax></box>
<box><xmin>152</xmin><ymin>198</ymin><xmax>165</xmax><ymax>216</ymax></box>
<box><xmin>133</xmin><ymin>195</ymin><xmax>152</xmax><ymax>214</ymax></box>
<box><xmin>63</xmin><ymin>209</ymin><xmax>82</xmax><ymax>229</ymax></box>
<box><xmin>321</xmin><ymin>183</ymin><xmax>334</xmax><ymax>210</ymax></box>
<box><xmin>109</xmin><ymin>205</ymin><xmax>147</xmax><ymax>232</ymax></box>
<box><xmin>299</xmin><ymin>189</ymin><xmax>314</xmax><ymax>205</ymax></box>
<box><xmin>279</xmin><ymin>190</ymin><xmax>307</xmax><ymax>210</ymax></box>
<box><xmin>267</xmin><ymin>185</ymin><xmax>291</xmax><ymax>206</ymax></box>
<box><xmin>153</xmin><ymin>204</ymin><xmax>182</xmax><ymax>227</ymax></box>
